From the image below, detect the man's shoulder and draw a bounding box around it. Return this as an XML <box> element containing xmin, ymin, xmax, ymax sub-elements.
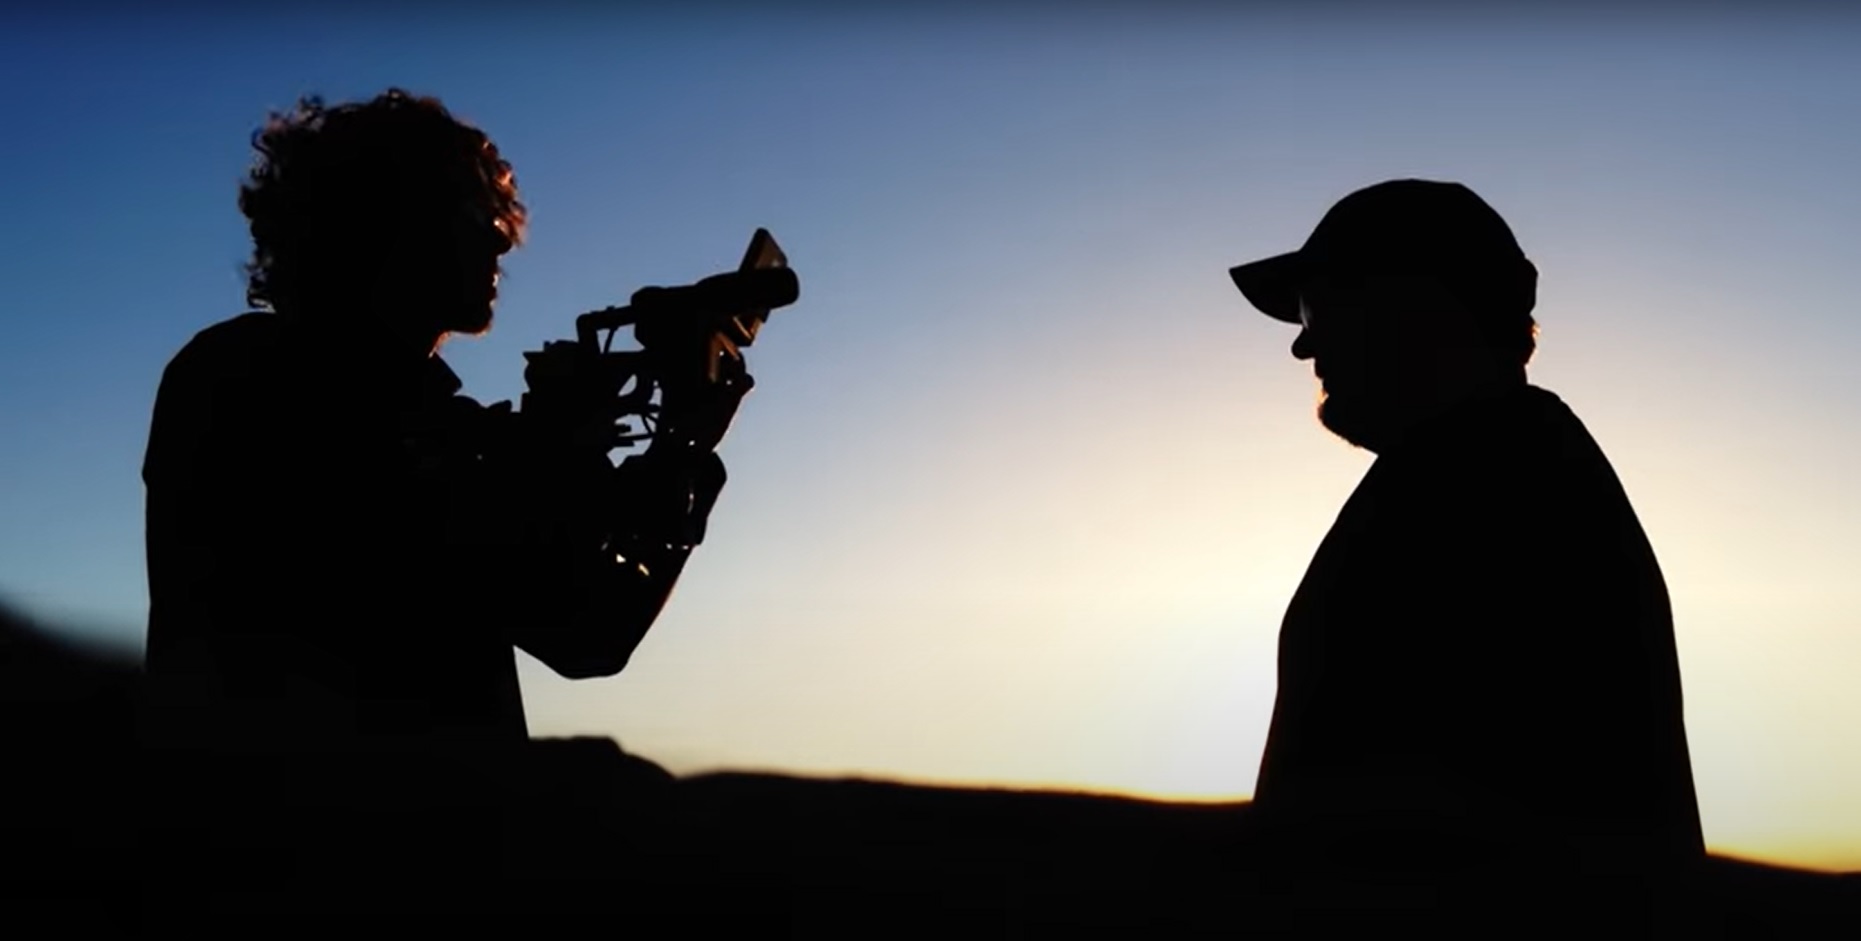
<box><xmin>145</xmin><ymin>315</ymin><xmax>283</xmax><ymax>481</ymax></box>
<box><xmin>1483</xmin><ymin>385</ymin><xmax>1645</xmax><ymax>529</ymax></box>
<box><xmin>155</xmin><ymin>312</ymin><xmax>302</xmax><ymax>406</ymax></box>
<box><xmin>1515</xmin><ymin>385</ymin><xmax>1621</xmax><ymax>472</ymax></box>
<box><xmin>167</xmin><ymin>311</ymin><xmax>285</xmax><ymax>372</ymax></box>
<box><xmin>1380</xmin><ymin>385</ymin><xmax>1620</xmax><ymax>519</ymax></box>
<box><xmin>1437</xmin><ymin>384</ymin><xmax>1608</xmax><ymax>468</ymax></box>
<box><xmin>1517</xmin><ymin>383</ymin><xmax>1584</xmax><ymax>430</ymax></box>
<box><xmin>149</xmin><ymin>313</ymin><xmax>299</xmax><ymax>433</ymax></box>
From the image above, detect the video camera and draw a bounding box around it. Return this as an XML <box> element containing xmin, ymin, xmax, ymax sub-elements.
<box><xmin>509</xmin><ymin>229</ymin><xmax>799</xmax><ymax>555</ymax></box>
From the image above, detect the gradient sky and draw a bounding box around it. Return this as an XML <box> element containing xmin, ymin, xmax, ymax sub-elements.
<box><xmin>1</xmin><ymin>6</ymin><xmax>1858</xmax><ymax>871</ymax></box>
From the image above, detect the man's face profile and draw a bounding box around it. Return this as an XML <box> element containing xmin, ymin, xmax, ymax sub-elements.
<box><xmin>1295</xmin><ymin>285</ymin><xmax>1386</xmax><ymax>451</ymax></box>
<box><xmin>1237</xmin><ymin>183</ymin><xmax>1534</xmax><ymax>454</ymax></box>
<box><xmin>1294</xmin><ymin>272</ymin><xmax>1494</xmax><ymax>452</ymax></box>
<box><xmin>437</xmin><ymin>196</ymin><xmax>512</xmax><ymax>337</ymax></box>
<box><xmin>382</xmin><ymin>183</ymin><xmax>512</xmax><ymax>340</ymax></box>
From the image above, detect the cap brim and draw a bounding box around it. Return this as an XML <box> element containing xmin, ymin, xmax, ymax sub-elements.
<box><xmin>1229</xmin><ymin>252</ymin><xmax>1303</xmax><ymax>324</ymax></box>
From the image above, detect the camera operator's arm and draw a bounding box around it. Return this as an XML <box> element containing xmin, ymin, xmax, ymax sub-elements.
<box><xmin>500</xmin><ymin>449</ymin><xmax>726</xmax><ymax>679</ymax></box>
<box><xmin>509</xmin><ymin>546</ymin><xmax>690</xmax><ymax>680</ymax></box>
<box><xmin>474</xmin><ymin>326</ymin><xmax>751</xmax><ymax>679</ymax></box>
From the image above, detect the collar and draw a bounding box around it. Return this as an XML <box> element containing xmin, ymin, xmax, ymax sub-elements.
<box><xmin>421</xmin><ymin>353</ymin><xmax>464</xmax><ymax>400</ymax></box>
<box><xmin>273</xmin><ymin>310</ymin><xmax>464</xmax><ymax>404</ymax></box>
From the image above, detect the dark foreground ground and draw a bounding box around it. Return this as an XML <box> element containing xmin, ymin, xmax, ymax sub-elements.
<box><xmin>3</xmin><ymin>605</ymin><xmax>1856</xmax><ymax>936</ymax></box>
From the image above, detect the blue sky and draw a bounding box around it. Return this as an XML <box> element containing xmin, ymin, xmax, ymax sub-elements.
<box><xmin>2</xmin><ymin>6</ymin><xmax>1859</xmax><ymax>869</ymax></box>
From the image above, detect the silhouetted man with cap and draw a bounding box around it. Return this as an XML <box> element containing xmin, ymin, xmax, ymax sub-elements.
<box><xmin>1230</xmin><ymin>180</ymin><xmax>1705</xmax><ymax>908</ymax></box>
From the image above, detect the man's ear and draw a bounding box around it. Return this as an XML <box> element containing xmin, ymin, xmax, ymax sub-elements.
<box><xmin>1366</xmin><ymin>274</ymin><xmax>1463</xmax><ymax>339</ymax></box>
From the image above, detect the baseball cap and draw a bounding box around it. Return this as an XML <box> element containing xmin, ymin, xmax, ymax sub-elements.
<box><xmin>1229</xmin><ymin>179</ymin><xmax>1535</xmax><ymax>324</ymax></box>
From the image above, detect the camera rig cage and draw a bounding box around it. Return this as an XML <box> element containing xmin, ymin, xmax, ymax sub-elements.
<box><xmin>510</xmin><ymin>229</ymin><xmax>799</xmax><ymax>554</ymax></box>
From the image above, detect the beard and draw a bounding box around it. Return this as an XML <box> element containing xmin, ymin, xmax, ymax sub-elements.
<box><xmin>374</xmin><ymin>270</ymin><xmax>497</xmax><ymax>343</ymax></box>
<box><xmin>446</xmin><ymin>301</ymin><xmax>495</xmax><ymax>337</ymax></box>
<box><xmin>436</xmin><ymin>277</ymin><xmax>497</xmax><ymax>338</ymax></box>
<box><xmin>1316</xmin><ymin>385</ymin><xmax>1388</xmax><ymax>453</ymax></box>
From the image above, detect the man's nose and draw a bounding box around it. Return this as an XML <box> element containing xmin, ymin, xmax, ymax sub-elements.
<box><xmin>1291</xmin><ymin>328</ymin><xmax>1315</xmax><ymax>361</ymax></box>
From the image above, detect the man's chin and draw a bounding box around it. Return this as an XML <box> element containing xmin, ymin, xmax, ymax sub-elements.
<box><xmin>1317</xmin><ymin>395</ymin><xmax>1381</xmax><ymax>452</ymax></box>
<box><xmin>447</xmin><ymin>306</ymin><xmax>495</xmax><ymax>338</ymax></box>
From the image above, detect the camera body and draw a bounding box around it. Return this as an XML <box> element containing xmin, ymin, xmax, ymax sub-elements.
<box><xmin>503</xmin><ymin>229</ymin><xmax>798</xmax><ymax>557</ymax></box>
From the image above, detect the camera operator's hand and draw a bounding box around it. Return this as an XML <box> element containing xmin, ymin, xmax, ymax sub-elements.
<box><xmin>609</xmin><ymin>447</ymin><xmax>727</xmax><ymax>551</ymax></box>
<box><xmin>657</xmin><ymin>349</ymin><xmax>754</xmax><ymax>457</ymax></box>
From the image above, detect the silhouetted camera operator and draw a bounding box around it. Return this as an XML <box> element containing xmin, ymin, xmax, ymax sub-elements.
<box><xmin>137</xmin><ymin>94</ymin><xmax>786</xmax><ymax>893</ymax></box>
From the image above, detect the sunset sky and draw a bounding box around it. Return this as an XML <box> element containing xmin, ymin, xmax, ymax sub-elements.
<box><xmin>1</xmin><ymin>6</ymin><xmax>1857</xmax><ymax>871</ymax></box>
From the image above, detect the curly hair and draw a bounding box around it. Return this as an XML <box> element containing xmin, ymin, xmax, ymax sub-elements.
<box><xmin>237</xmin><ymin>88</ymin><xmax>527</xmax><ymax>312</ymax></box>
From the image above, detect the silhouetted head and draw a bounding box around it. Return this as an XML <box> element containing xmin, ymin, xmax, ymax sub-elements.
<box><xmin>1230</xmin><ymin>180</ymin><xmax>1538</xmax><ymax>453</ymax></box>
<box><xmin>238</xmin><ymin>89</ymin><xmax>525</xmax><ymax>356</ymax></box>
